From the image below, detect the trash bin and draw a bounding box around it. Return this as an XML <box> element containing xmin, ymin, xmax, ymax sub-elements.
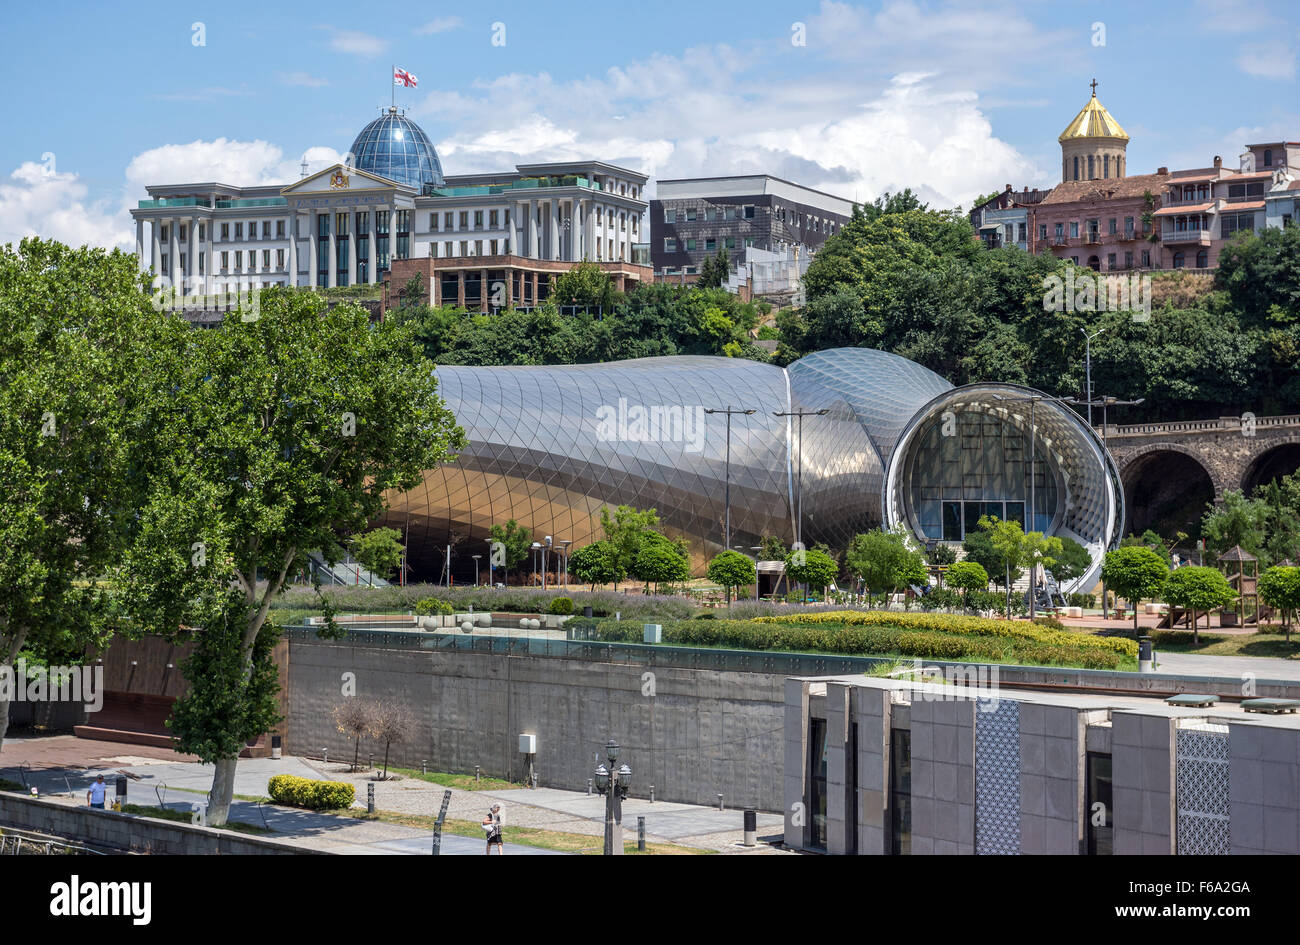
<box><xmin>271</xmin><ymin>734</ymin><xmax>282</xmax><ymax>760</ymax></box>
<box><xmin>1138</xmin><ymin>635</ymin><xmax>1154</xmax><ymax>673</ymax></box>
<box><xmin>743</xmin><ymin>809</ymin><xmax>757</xmax><ymax>847</ymax></box>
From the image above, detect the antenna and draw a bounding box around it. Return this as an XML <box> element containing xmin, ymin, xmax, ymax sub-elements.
<box><xmin>300</xmin><ymin>158</ymin><xmax>309</xmax><ymax>178</ymax></box>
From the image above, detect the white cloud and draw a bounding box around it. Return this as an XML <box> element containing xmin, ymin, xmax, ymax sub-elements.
<box><xmin>326</xmin><ymin>29</ymin><xmax>388</xmax><ymax>56</ymax></box>
<box><xmin>280</xmin><ymin>72</ymin><xmax>329</xmax><ymax>88</ymax></box>
<box><xmin>1237</xmin><ymin>41</ymin><xmax>1296</xmax><ymax>79</ymax></box>
<box><xmin>0</xmin><ymin>163</ymin><xmax>130</xmax><ymax>250</ymax></box>
<box><xmin>416</xmin><ymin>17</ymin><xmax>462</xmax><ymax>35</ymax></box>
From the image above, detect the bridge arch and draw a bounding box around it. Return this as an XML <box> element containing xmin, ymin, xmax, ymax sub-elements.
<box><xmin>1242</xmin><ymin>436</ymin><xmax>1300</xmax><ymax>495</ymax></box>
<box><xmin>1118</xmin><ymin>444</ymin><xmax>1219</xmax><ymax>538</ymax></box>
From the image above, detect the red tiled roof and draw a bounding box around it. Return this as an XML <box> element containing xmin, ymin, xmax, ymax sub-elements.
<box><xmin>1223</xmin><ymin>200</ymin><xmax>1265</xmax><ymax>210</ymax></box>
<box><xmin>1038</xmin><ymin>172</ymin><xmax>1168</xmax><ymax>205</ymax></box>
<box><xmin>1153</xmin><ymin>203</ymin><xmax>1213</xmax><ymax>215</ymax></box>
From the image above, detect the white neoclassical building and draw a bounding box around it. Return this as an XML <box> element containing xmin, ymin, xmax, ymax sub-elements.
<box><xmin>130</xmin><ymin>107</ymin><xmax>651</xmax><ymax>302</ymax></box>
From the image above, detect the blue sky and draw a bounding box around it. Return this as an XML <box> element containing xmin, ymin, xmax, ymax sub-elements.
<box><xmin>1</xmin><ymin>0</ymin><xmax>1296</xmax><ymax>248</ymax></box>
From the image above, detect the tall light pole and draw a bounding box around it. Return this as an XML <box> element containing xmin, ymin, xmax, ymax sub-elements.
<box><xmin>705</xmin><ymin>405</ymin><xmax>756</xmax><ymax>551</ymax></box>
<box><xmin>531</xmin><ymin>541</ymin><xmax>541</xmax><ymax>587</ymax></box>
<box><xmin>560</xmin><ymin>540</ymin><xmax>571</xmax><ymax>589</ymax></box>
<box><xmin>773</xmin><ymin>408</ymin><xmax>829</xmax><ymax>549</ymax></box>
<box><xmin>542</xmin><ymin>535</ymin><xmax>552</xmax><ymax>591</ymax></box>
<box><xmin>594</xmin><ymin>739</ymin><xmax>631</xmax><ymax>855</ymax></box>
<box><xmin>472</xmin><ymin>554</ymin><xmax>481</xmax><ymax>587</ymax></box>
<box><xmin>1080</xmin><ymin>326</ymin><xmax>1106</xmax><ymax>427</ymax></box>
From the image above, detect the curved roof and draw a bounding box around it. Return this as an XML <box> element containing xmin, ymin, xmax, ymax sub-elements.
<box><xmin>1059</xmin><ymin>93</ymin><xmax>1129</xmax><ymax>143</ymax></box>
<box><xmin>349</xmin><ymin>107</ymin><xmax>445</xmax><ymax>190</ymax></box>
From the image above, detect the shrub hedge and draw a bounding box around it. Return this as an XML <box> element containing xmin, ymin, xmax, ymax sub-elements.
<box><xmin>267</xmin><ymin>774</ymin><xmax>355</xmax><ymax>811</ymax></box>
<box><xmin>589</xmin><ymin>618</ymin><xmax>1130</xmax><ymax>669</ymax></box>
<box><xmin>547</xmin><ymin>596</ymin><xmax>574</xmax><ymax>615</ymax></box>
<box><xmin>755</xmin><ymin>610</ymin><xmax>1136</xmax><ymax>657</ymax></box>
<box><xmin>414</xmin><ymin>597</ymin><xmax>455</xmax><ymax>616</ymax></box>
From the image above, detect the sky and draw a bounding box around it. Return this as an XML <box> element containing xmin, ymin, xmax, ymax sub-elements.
<box><xmin>1</xmin><ymin>0</ymin><xmax>1297</xmax><ymax>251</ymax></box>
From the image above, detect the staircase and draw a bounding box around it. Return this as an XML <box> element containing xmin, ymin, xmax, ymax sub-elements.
<box><xmin>306</xmin><ymin>551</ymin><xmax>389</xmax><ymax>587</ymax></box>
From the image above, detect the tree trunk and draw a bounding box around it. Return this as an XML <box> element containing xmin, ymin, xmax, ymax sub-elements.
<box><xmin>383</xmin><ymin>742</ymin><xmax>391</xmax><ymax>779</ymax></box>
<box><xmin>353</xmin><ymin>736</ymin><xmax>361</xmax><ymax>771</ymax></box>
<box><xmin>0</xmin><ymin>625</ymin><xmax>31</xmax><ymax>753</ymax></box>
<box><xmin>1193</xmin><ymin>611</ymin><xmax>1200</xmax><ymax>646</ymax></box>
<box><xmin>207</xmin><ymin>756</ymin><xmax>239</xmax><ymax>826</ymax></box>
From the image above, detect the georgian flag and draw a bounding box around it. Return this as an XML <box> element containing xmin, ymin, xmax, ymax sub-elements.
<box><xmin>394</xmin><ymin>67</ymin><xmax>418</xmax><ymax>88</ymax></box>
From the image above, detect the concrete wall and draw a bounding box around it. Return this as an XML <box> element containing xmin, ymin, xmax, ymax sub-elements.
<box><xmin>0</xmin><ymin>792</ymin><xmax>320</xmax><ymax>855</ymax></box>
<box><xmin>289</xmin><ymin>637</ymin><xmax>787</xmax><ymax>810</ymax></box>
<box><xmin>1112</xmin><ymin>711</ymin><xmax>1175</xmax><ymax>854</ymax></box>
<box><xmin>910</xmin><ymin>698</ymin><xmax>975</xmax><ymax>854</ymax></box>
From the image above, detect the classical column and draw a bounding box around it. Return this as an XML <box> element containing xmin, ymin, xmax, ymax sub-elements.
<box><xmin>504</xmin><ymin>267</ymin><xmax>513</xmax><ymax>308</ymax></box>
<box><xmin>187</xmin><ymin>216</ymin><xmax>197</xmax><ymax>294</ymax></box>
<box><xmin>531</xmin><ymin>271</ymin><xmax>539</xmax><ymax>305</ymax></box>
<box><xmin>367</xmin><ymin>209</ymin><xmax>378</xmax><ymax>284</ymax></box>
<box><xmin>528</xmin><ymin>200</ymin><xmax>540</xmax><ymax>258</ymax></box>
<box><xmin>288</xmin><ymin>213</ymin><xmax>298</xmax><ymax>287</ymax></box>
<box><xmin>168</xmin><ymin>218</ymin><xmax>179</xmax><ymax>294</ymax></box>
<box><xmin>135</xmin><ymin>219</ymin><xmax>145</xmax><ymax>271</ymax></box>
<box><xmin>481</xmin><ymin>267</ymin><xmax>490</xmax><ymax>313</ymax></box>
<box><xmin>327</xmin><ymin>212</ymin><xmax>338</xmax><ymax>288</ymax></box>
<box><xmin>549</xmin><ymin>201</ymin><xmax>560</xmax><ymax>260</ymax></box>
<box><xmin>456</xmin><ymin>270</ymin><xmax>465</xmax><ymax>308</ymax></box>
<box><xmin>309</xmin><ymin>214</ymin><xmax>318</xmax><ymax>287</ymax></box>
<box><xmin>347</xmin><ymin>208</ymin><xmax>358</xmax><ymax>287</ymax></box>
<box><xmin>581</xmin><ymin>199</ymin><xmax>594</xmax><ymax>261</ymax></box>
<box><xmin>204</xmin><ymin>217</ymin><xmax>214</xmax><ymax>294</ymax></box>
<box><xmin>150</xmin><ymin>219</ymin><xmax>160</xmax><ymax>285</ymax></box>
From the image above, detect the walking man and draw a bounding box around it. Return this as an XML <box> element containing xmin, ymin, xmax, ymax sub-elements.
<box><xmin>87</xmin><ymin>775</ymin><xmax>107</xmax><ymax>809</ymax></box>
<box><xmin>482</xmin><ymin>803</ymin><xmax>504</xmax><ymax>855</ymax></box>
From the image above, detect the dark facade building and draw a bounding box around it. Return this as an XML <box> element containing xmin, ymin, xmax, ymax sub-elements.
<box><xmin>649</xmin><ymin>175</ymin><xmax>854</xmax><ymax>278</ymax></box>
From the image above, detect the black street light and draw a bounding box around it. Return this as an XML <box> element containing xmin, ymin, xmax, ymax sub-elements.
<box><xmin>594</xmin><ymin>739</ymin><xmax>631</xmax><ymax>855</ymax></box>
<box><xmin>773</xmin><ymin>408</ymin><xmax>829</xmax><ymax>550</ymax></box>
<box><xmin>1080</xmin><ymin>326</ymin><xmax>1106</xmax><ymax>427</ymax></box>
<box><xmin>704</xmin><ymin>405</ymin><xmax>756</xmax><ymax>551</ymax></box>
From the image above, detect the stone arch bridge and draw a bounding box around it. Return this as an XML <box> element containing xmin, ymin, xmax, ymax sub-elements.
<box><xmin>1104</xmin><ymin>414</ymin><xmax>1300</xmax><ymax>537</ymax></box>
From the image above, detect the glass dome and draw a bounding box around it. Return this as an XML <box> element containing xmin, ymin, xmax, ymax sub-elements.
<box><xmin>348</xmin><ymin>107</ymin><xmax>445</xmax><ymax>190</ymax></box>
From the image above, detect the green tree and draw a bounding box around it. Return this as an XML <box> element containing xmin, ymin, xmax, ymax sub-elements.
<box><xmin>629</xmin><ymin>531</ymin><xmax>690</xmax><ymax>594</ymax></box>
<box><xmin>488</xmin><ymin>519</ymin><xmax>533</xmax><ymax>585</ymax></box>
<box><xmin>1046</xmin><ymin>535</ymin><xmax>1091</xmax><ymax>585</ymax></box>
<box><xmin>962</xmin><ymin>523</ymin><xmax>1022</xmax><ymax>594</ymax></box>
<box><xmin>1201</xmin><ymin>490</ymin><xmax>1268</xmax><ymax>562</ymax></box>
<box><xmin>758</xmin><ymin>535</ymin><xmax>788</xmax><ymax>561</ymax></box>
<box><xmin>785</xmin><ymin>548</ymin><xmax>838</xmax><ymax>602</ymax></box>
<box><xmin>568</xmin><ymin>540</ymin><xmax>623</xmax><ymax>591</ymax></box>
<box><xmin>1259</xmin><ymin>565</ymin><xmax>1300</xmax><ymax>640</ymax></box>
<box><xmin>552</xmin><ymin>260</ymin><xmax>617</xmax><ymax>310</ymax></box>
<box><xmin>845</xmin><ymin>528</ymin><xmax>926</xmax><ymax>607</ymax></box>
<box><xmin>977</xmin><ymin>516</ymin><xmax>1031</xmax><ymax>617</ymax></box>
<box><xmin>946</xmin><ymin>560</ymin><xmax>990</xmax><ymax>610</ymax></box>
<box><xmin>121</xmin><ymin>289</ymin><xmax>465</xmax><ymax>825</ymax></box>
<box><xmin>707</xmin><ymin>551</ymin><xmax>757</xmax><ymax>606</ymax></box>
<box><xmin>1100</xmin><ymin>546</ymin><xmax>1170</xmax><ymax>633</ymax></box>
<box><xmin>1162</xmin><ymin>566</ymin><xmax>1236</xmax><ymax>644</ymax></box>
<box><xmin>0</xmin><ymin>239</ymin><xmax>151</xmax><ymax>749</ymax></box>
<box><xmin>400</xmin><ymin>274</ymin><xmax>426</xmax><ymax>308</ymax></box>
<box><xmin>351</xmin><ymin>527</ymin><xmax>405</xmax><ymax>581</ymax></box>
<box><xmin>599</xmin><ymin>505</ymin><xmax>660</xmax><ymax>588</ymax></box>
<box><xmin>927</xmin><ymin>543</ymin><xmax>958</xmax><ymax>566</ymax></box>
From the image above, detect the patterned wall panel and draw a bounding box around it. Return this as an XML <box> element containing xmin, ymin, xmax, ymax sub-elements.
<box><xmin>1176</xmin><ymin>726</ymin><xmax>1230</xmax><ymax>855</ymax></box>
<box><xmin>975</xmin><ymin>698</ymin><xmax>1021</xmax><ymax>854</ymax></box>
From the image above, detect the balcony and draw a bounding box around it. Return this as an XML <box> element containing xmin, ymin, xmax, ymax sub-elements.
<box><xmin>1050</xmin><ymin>232</ymin><xmax>1069</xmax><ymax>246</ymax></box>
<box><xmin>215</xmin><ymin>197</ymin><xmax>288</xmax><ymax>209</ymax></box>
<box><xmin>1084</xmin><ymin>231</ymin><xmax>1102</xmax><ymax>245</ymax></box>
<box><xmin>1161</xmin><ymin>226</ymin><xmax>1213</xmax><ymax>245</ymax></box>
<box><xmin>138</xmin><ymin>197</ymin><xmax>211</xmax><ymax>209</ymax></box>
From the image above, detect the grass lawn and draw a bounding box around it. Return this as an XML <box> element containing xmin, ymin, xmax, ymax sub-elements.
<box><xmin>1150</xmin><ymin>629</ymin><xmax>1300</xmax><ymax>659</ymax></box>
<box><xmin>120</xmin><ymin>803</ymin><xmax>273</xmax><ymax>834</ymax></box>
<box><xmin>380</xmin><ymin>765</ymin><xmax>520</xmax><ymax>792</ymax></box>
<box><xmin>338</xmin><ymin>809</ymin><xmax>711</xmax><ymax>854</ymax></box>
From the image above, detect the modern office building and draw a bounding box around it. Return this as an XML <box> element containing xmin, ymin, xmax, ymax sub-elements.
<box><xmin>383</xmin><ymin>347</ymin><xmax>1122</xmax><ymax>586</ymax></box>
<box><xmin>130</xmin><ymin>107</ymin><xmax>650</xmax><ymax>298</ymax></box>
<box><xmin>784</xmin><ymin>672</ymin><xmax>1300</xmax><ymax>855</ymax></box>
<box><xmin>649</xmin><ymin>175</ymin><xmax>854</xmax><ymax>282</ymax></box>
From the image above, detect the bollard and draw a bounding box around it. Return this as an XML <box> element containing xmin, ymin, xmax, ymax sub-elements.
<box><xmin>615</xmin><ymin>611</ymin><xmax>621</xmax><ymax>621</ymax></box>
<box><xmin>422</xmin><ymin>760</ymin><xmax>427</xmax><ymax>775</ymax></box>
<box><xmin>475</xmin><ymin>765</ymin><xmax>481</xmax><ymax>783</ymax></box>
<box><xmin>743</xmin><ymin>808</ymin><xmax>757</xmax><ymax>847</ymax></box>
<box><xmin>367</xmin><ymin>782</ymin><xmax>375</xmax><ymax>814</ymax></box>
<box><xmin>649</xmin><ymin>784</ymin><xmax>655</xmax><ymax>803</ymax></box>
<box><xmin>531</xmin><ymin>773</ymin><xmax>538</xmax><ymax>789</ymax></box>
<box><xmin>271</xmin><ymin>734</ymin><xmax>282</xmax><ymax>760</ymax></box>
<box><xmin>368</xmin><ymin>753</ymin><xmax>374</xmax><ymax>772</ymax></box>
<box><xmin>717</xmin><ymin>793</ymin><xmax>724</xmax><ymax>811</ymax></box>
<box><xmin>587</xmin><ymin>778</ymin><xmax>593</xmax><ymax>796</ymax></box>
<box><xmin>638</xmin><ymin>816</ymin><xmax>646</xmax><ymax>852</ymax></box>
<box><xmin>322</xmin><ymin>748</ymin><xmax>328</xmax><ymax>765</ymax></box>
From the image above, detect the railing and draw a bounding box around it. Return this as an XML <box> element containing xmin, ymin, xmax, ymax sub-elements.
<box><xmin>215</xmin><ymin>197</ymin><xmax>288</xmax><ymax>209</ymax></box>
<box><xmin>1108</xmin><ymin>414</ymin><xmax>1300</xmax><ymax>437</ymax></box>
<box><xmin>138</xmin><ymin>197</ymin><xmax>211</xmax><ymax>209</ymax></box>
<box><xmin>1160</xmin><ymin>226</ymin><xmax>1213</xmax><ymax>245</ymax></box>
<box><xmin>0</xmin><ymin>826</ymin><xmax>105</xmax><ymax>856</ymax></box>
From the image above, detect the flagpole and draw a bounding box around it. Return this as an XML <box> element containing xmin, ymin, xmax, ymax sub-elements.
<box><xmin>391</xmin><ymin>64</ymin><xmax>395</xmax><ymax>109</ymax></box>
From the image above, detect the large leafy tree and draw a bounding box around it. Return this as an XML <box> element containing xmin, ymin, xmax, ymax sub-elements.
<box><xmin>785</xmin><ymin>548</ymin><xmax>838</xmax><ymax>601</ymax></box>
<box><xmin>1259</xmin><ymin>566</ymin><xmax>1300</xmax><ymax>640</ymax></box>
<box><xmin>0</xmin><ymin>239</ymin><xmax>160</xmax><ymax>749</ymax></box>
<box><xmin>1162</xmin><ymin>566</ymin><xmax>1236</xmax><ymax>644</ymax></box>
<box><xmin>121</xmin><ymin>289</ymin><xmax>465</xmax><ymax>825</ymax></box>
<box><xmin>707</xmin><ymin>551</ymin><xmax>757</xmax><ymax>606</ymax></box>
<box><xmin>845</xmin><ymin>528</ymin><xmax>926</xmax><ymax>606</ymax></box>
<box><xmin>1201</xmin><ymin>491</ymin><xmax>1268</xmax><ymax>562</ymax></box>
<box><xmin>488</xmin><ymin>519</ymin><xmax>532</xmax><ymax>584</ymax></box>
<box><xmin>1100</xmin><ymin>546</ymin><xmax>1170</xmax><ymax>632</ymax></box>
<box><xmin>351</xmin><ymin>527</ymin><xmax>405</xmax><ymax>581</ymax></box>
<box><xmin>1046</xmin><ymin>535</ymin><xmax>1091</xmax><ymax>585</ymax></box>
<box><xmin>551</xmin><ymin>260</ymin><xmax>617</xmax><ymax>310</ymax></box>
<box><xmin>599</xmin><ymin>505</ymin><xmax>661</xmax><ymax>586</ymax></box>
<box><xmin>945</xmin><ymin>560</ymin><xmax>990</xmax><ymax>610</ymax></box>
<box><xmin>629</xmin><ymin>532</ymin><xmax>690</xmax><ymax>594</ymax></box>
<box><xmin>569</xmin><ymin>540</ymin><xmax>623</xmax><ymax>591</ymax></box>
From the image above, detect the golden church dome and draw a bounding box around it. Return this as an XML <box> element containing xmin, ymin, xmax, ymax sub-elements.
<box><xmin>1059</xmin><ymin>87</ymin><xmax>1129</xmax><ymax>143</ymax></box>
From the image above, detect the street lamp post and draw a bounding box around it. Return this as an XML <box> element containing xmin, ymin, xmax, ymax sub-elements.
<box><xmin>530</xmin><ymin>542</ymin><xmax>541</xmax><ymax>587</ymax></box>
<box><xmin>594</xmin><ymin>739</ymin><xmax>631</xmax><ymax>855</ymax></box>
<box><xmin>773</xmin><ymin>408</ymin><xmax>829</xmax><ymax>549</ymax></box>
<box><xmin>1080</xmin><ymin>326</ymin><xmax>1106</xmax><ymax>427</ymax></box>
<box><xmin>472</xmin><ymin>554</ymin><xmax>481</xmax><ymax>587</ymax></box>
<box><xmin>705</xmin><ymin>405</ymin><xmax>756</xmax><ymax>551</ymax></box>
<box><xmin>542</xmin><ymin>535</ymin><xmax>552</xmax><ymax>591</ymax></box>
<box><xmin>560</xmin><ymin>540</ymin><xmax>571</xmax><ymax>589</ymax></box>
